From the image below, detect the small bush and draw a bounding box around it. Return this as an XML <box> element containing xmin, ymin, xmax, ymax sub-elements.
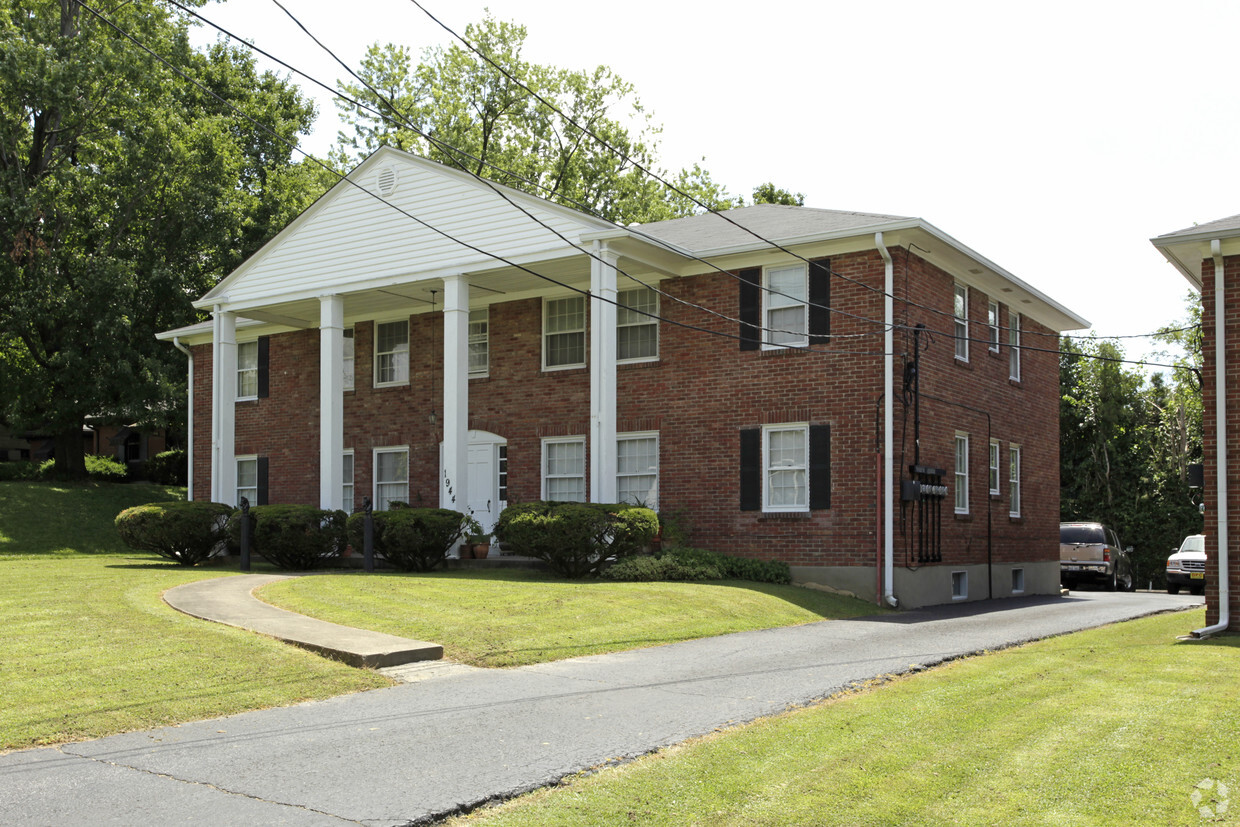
<box><xmin>143</xmin><ymin>449</ymin><xmax>187</xmax><ymax>485</ymax></box>
<box><xmin>228</xmin><ymin>504</ymin><xmax>347</xmax><ymax>570</ymax></box>
<box><xmin>0</xmin><ymin>461</ymin><xmax>44</xmax><ymax>481</ymax></box>
<box><xmin>603</xmin><ymin>547</ymin><xmax>791</xmax><ymax>584</ymax></box>
<box><xmin>84</xmin><ymin>454</ymin><xmax>128</xmax><ymax>481</ymax></box>
<box><xmin>494</xmin><ymin>501</ymin><xmax>659</xmax><ymax>578</ymax></box>
<box><xmin>115</xmin><ymin>501</ymin><xmax>233</xmax><ymax>566</ymax></box>
<box><xmin>345</xmin><ymin>507</ymin><xmax>474</xmax><ymax>572</ymax></box>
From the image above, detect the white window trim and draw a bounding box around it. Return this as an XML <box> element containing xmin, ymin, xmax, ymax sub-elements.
<box><xmin>954</xmin><ymin>284</ymin><xmax>969</xmax><ymax>363</ymax></box>
<box><xmin>236</xmin><ymin>454</ymin><xmax>258</xmax><ymax>507</ymax></box>
<box><xmin>762</xmin><ymin>263</ymin><xmax>809</xmax><ymax>350</ymax></box>
<box><xmin>343</xmin><ymin>449</ymin><xmax>355</xmax><ymax>513</ymax></box>
<box><xmin>468</xmin><ymin>308</ymin><xmax>489</xmax><ymax>378</ymax></box>
<box><xmin>1009</xmin><ymin>444</ymin><xmax>1022</xmax><ymax>518</ymax></box>
<box><xmin>542</xmin><ymin>296</ymin><xmax>587</xmax><ymax>371</ymax></box>
<box><xmin>343</xmin><ymin>327</ymin><xmax>355</xmax><ymax>391</ymax></box>
<box><xmin>988</xmin><ymin>300</ymin><xmax>1000</xmax><ymax>352</ymax></box>
<box><xmin>237</xmin><ymin>340</ymin><xmax>258</xmax><ymax>401</ymax></box>
<box><xmin>616</xmin><ymin>431</ymin><xmax>659</xmax><ymax>509</ymax></box>
<box><xmin>541</xmin><ymin>436</ymin><xmax>587</xmax><ymax>501</ymax></box>
<box><xmin>374</xmin><ymin>320</ymin><xmax>410</xmax><ymax>388</ymax></box>
<box><xmin>617</xmin><ymin>287</ymin><xmax>659</xmax><ymax>364</ymax></box>
<box><xmin>1009</xmin><ymin>312</ymin><xmax>1021</xmax><ymax>382</ymax></box>
<box><xmin>372</xmin><ymin>445</ymin><xmax>409</xmax><ymax>511</ymax></box>
<box><xmin>989</xmin><ymin>438</ymin><xmax>1001</xmax><ymax>496</ymax></box>
<box><xmin>954</xmin><ymin>431</ymin><xmax>969</xmax><ymax>515</ymax></box>
<box><xmin>763</xmin><ymin>422</ymin><xmax>810</xmax><ymax>513</ymax></box>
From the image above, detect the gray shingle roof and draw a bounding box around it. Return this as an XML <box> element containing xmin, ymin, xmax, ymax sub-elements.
<box><xmin>637</xmin><ymin>204</ymin><xmax>911</xmax><ymax>252</ymax></box>
<box><xmin>1155</xmin><ymin>213</ymin><xmax>1240</xmax><ymax>241</ymax></box>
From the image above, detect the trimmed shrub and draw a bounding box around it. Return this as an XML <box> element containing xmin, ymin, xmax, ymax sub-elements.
<box><xmin>603</xmin><ymin>547</ymin><xmax>791</xmax><ymax>584</ymax></box>
<box><xmin>493</xmin><ymin>501</ymin><xmax>659</xmax><ymax>578</ymax></box>
<box><xmin>0</xmin><ymin>461</ymin><xmax>43</xmax><ymax>481</ymax></box>
<box><xmin>84</xmin><ymin>454</ymin><xmax>128</xmax><ymax>481</ymax></box>
<box><xmin>143</xmin><ymin>449</ymin><xmax>187</xmax><ymax>485</ymax></box>
<box><xmin>114</xmin><ymin>501</ymin><xmax>233</xmax><ymax>566</ymax></box>
<box><xmin>228</xmin><ymin>504</ymin><xmax>347</xmax><ymax>570</ymax></box>
<box><xmin>345</xmin><ymin>507</ymin><xmax>474</xmax><ymax>572</ymax></box>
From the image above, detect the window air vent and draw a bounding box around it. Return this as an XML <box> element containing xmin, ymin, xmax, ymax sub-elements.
<box><xmin>377</xmin><ymin>167</ymin><xmax>398</xmax><ymax>195</ymax></box>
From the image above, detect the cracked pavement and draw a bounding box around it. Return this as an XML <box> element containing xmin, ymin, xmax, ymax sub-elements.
<box><xmin>0</xmin><ymin>590</ymin><xmax>1201</xmax><ymax>826</ymax></box>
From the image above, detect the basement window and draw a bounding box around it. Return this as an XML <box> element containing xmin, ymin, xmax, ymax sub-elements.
<box><xmin>952</xmin><ymin>570</ymin><xmax>968</xmax><ymax>601</ymax></box>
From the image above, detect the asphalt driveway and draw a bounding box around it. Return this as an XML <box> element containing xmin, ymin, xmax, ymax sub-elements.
<box><xmin>0</xmin><ymin>590</ymin><xmax>1202</xmax><ymax>826</ymax></box>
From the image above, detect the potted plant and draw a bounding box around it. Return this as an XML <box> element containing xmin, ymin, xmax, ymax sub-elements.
<box><xmin>467</xmin><ymin>532</ymin><xmax>491</xmax><ymax>559</ymax></box>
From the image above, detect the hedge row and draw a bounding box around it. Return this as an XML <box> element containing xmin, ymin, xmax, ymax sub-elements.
<box><xmin>603</xmin><ymin>546</ymin><xmax>791</xmax><ymax>584</ymax></box>
<box><xmin>0</xmin><ymin>449</ymin><xmax>186</xmax><ymax>484</ymax></box>
<box><xmin>493</xmin><ymin>501</ymin><xmax>658</xmax><ymax>578</ymax></box>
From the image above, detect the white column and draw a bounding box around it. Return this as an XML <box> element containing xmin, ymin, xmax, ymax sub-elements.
<box><xmin>441</xmin><ymin>275</ymin><xmax>470</xmax><ymax>512</ymax></box>
<box><xmin>214</xmin><ymin>309</ymin><xmax>237</xmax><ymax>504</ymax></box>
<box><xmin>590</xmin><ymin>243</ymin><xmax>619</xmax><ymax>502</ymax></box>
<box><xmin>319</xmin><ymin>295</ymin><xmax>345</xmax><ymax>510</ymax></box>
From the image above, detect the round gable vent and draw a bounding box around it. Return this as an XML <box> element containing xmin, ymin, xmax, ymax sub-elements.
<box><xmin>376</xmin><ymin>166</ymin><xmax>398</xmax><ymax>195</ymax></box>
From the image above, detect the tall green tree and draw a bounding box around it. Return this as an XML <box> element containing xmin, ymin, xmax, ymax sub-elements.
<box><xmin>331</xmin><ymin>14</ymin><xmax>738</xmax><ymax>225</ymax></box>
<box><xmin>751</xmin><ymin>182</ymin><xmax>805</xmax><ymax>206</ymax></box>
<box><xmin>0</xmin><ymin>1</ymin><xmax>320</xmax><ymax>475</ymax></box>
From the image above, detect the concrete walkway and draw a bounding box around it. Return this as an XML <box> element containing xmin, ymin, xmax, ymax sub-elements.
<box><xmin>164</xmin><ymin>575</ymin><xmax>443</xmax><ymax>668</ymax></box>
<box><xmin>1</xmin><ymin>589</ymin><xmax>1203</xmax><ymax>826</ymax></box>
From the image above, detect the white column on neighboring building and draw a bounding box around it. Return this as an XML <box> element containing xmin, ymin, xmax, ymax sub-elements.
<box><xmin>441</xmin><ymin>275</ymin><xmax>470</xmax><ymax>511</ymax></box>
<box><xmin>214</xmin><ymin>308</ymin><xmax>237</xmax><ymax>504</ymax></box>
<box><xmin>319</xmin><ymin>294</ymin><xmax>345</xmax><ymax>510</ymax></box>
<box><xmin>590</xmin><ymin>243</ymin><xmax>619</xmax><ymax>502</ymax></box>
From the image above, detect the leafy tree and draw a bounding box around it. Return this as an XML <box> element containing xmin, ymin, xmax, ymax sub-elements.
<box><xmin>0</xmin><ymin>1</ymin><xmax>320</xmax><ymax>475</ymax></box>
<box><xmin>751</xmin><ymin>182</ymin><xmax>805</xmax><ymax>206</ymax></box>
<box><xmin>331</xmin><ymin>14</ymin><xmax>738</xmax><ymax>225</ymax></box>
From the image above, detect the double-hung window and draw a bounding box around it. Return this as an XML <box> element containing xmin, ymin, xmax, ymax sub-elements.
<box><xmin>468</xmin><ymin>309</ymin><xmax>489</xmax><ymax>377</ymax></box>
<box><xmin>343</xmin><ymin>328</ymin><xmax>355</xmax><ymax>391</ymax></box>
<box><xmin>237</xmin><ymin>341</ymin><xmax>258</xmax><ymax>399</ymax></box>
<box><xmin>375</xmin><ymin>320</ymin><xmax>409</xmax><ymax>386</ymax></box>
<box><xmin>544</xmin><ymin>297</ymin><xmax>586</xmax><ymax>369</ymax></box>
<box><xmin>1009</xmin><ymin>313</ymin><xmax>1021</xmax><ymax>381</ymax></box>
<box><xmin>988</xmin><ymin>300</ymin><xmax>1000</xmax><ymax>352</ymax></box>
<box><xmin>764</xmin><ymin>424</ymin><xmax>809</xmax><ymax>511</ymax></box>
<box><xmin>1009</xmin><ymin>445</ymin><xmax>1022</xmax><ymax>517</ymax></box>
<box><xmin>617</xmin><ymin>432</ymin><xmax>658</xmax><ymax>508</ymax></box>
<box><xmin>236</xmin><ymin>456</ymin><xmax>261</xmax><ymax>506</ymax></box>
<box><xmin>954</xmin><ymin>432</ymin><xmax>969</xmax><ymax>514</ymax></box>
<box><xmin>989</xmin><ymin>439</ymin><xmax>1001</xmax><ymax>495</ymax></box>
<box><xmin>765</xmin><ymin>264</ymin><xmax>808</xmax><ymax>347</ymax></box>
<box><xmin>374</xmin><ymin>447</ymin><xmax>408</xmax><ymax>510</ymax></box>
<box><xmin>542</xmin><ymin>437</ymin><xmax>586</xmax><ymax>502</ymax></box>
<box><xmin>954</xmin><ymin>284</ymin><xmax>969</xmax><ymax>362</ymax></box>
<box><xmin>617</xmin><ymin>287</ymin><xmax>658</xmax><ymax>362</ymax></box>
<box><xmin>342</xmin><ymin>450</ymin><xmax>355</xmax><ymax>512</ymax></box>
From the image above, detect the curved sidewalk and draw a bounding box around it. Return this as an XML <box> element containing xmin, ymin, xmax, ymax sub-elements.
<box><xmin>164</xmin><ymin>574</ymin><xmax>443</xmax><ymax>668</ymax></box>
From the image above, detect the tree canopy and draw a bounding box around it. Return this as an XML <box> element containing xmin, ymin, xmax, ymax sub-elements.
<box><xmin>0</xmin><ymin>0</ymin><xmax>321</xmax><ymax>474</ymax></box>
<box><xmin>331</xmin><ymin>14</ymin><xmax>741</xmax><ymax>225</ymax></box>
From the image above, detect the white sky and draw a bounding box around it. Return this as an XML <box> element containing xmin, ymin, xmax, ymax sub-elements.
<box><xmin>191</xmin><ymin>0</ymin><xmax>1237</xmax><ymax>366</ymax></box>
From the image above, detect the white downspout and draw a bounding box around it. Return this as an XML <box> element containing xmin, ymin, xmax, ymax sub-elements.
<box><xmin>1195</xmin><ymin>240</ymin><xmax>1230</xmax><ymax>638</ymax></box>
<box><xmin>877</xmin><ymin>233</ymin><xmax>898</xmax><ymax>608</ymax></box>
<box><xmin>172</xmin><ymin>337</ymin><xmax>193</xmax><ymax>502</ymax></box>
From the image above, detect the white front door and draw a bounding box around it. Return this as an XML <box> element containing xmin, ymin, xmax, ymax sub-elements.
<box><xmin>442</xmin><ymin>430</ymin><xmax>506</xmax><ymax>537</ymax></box>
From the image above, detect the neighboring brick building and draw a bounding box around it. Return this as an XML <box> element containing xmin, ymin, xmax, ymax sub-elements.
<box><xmin>159</xmin><ymin>147</ymin><xmax>1085</xmax><ymax>608</ymax></box>
<box><xmin>1153</xmin><ymin>216</ymin><xmax>1240</xmax><ymax>634</ymax></box>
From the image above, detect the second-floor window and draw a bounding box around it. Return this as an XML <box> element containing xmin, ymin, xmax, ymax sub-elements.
<box><xmin>765</xmin><ymin>264</ymin><xmax>808</xmax><ymax>348</ymax></box>
<box><xmin>544</xmin><ymin>297</ymin><xmax>586</xmax><ymax>369</ymax></box>
<box><xmin>954</xmin><ymin>284</ymin><xmax>969</xmax><ymax>362</ymax></box>
<box><xmin>375</xmin><ymin>320</ymin><xmax>409</xmax><ymax>386</ymax></box>
<box><xmin>617</xmin><ymin>287</ymin><xmax>658</xmax><ymax>362</ymax></box>
<box><xmin>469</xmin><ymin>309</ymin><xmax>489</xmax><ymax>377</ymax></box>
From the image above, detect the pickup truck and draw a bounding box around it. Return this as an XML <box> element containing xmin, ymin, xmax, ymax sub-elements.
<box><xmin>1060</xmin><ymin>521</ymin><xmax>1136</xmax><ymax>591</ymax></box>
<box><xmin>1166</xmin><ymin>534</ymin><xmax>1206</xmax><ymax>595</ymax></box>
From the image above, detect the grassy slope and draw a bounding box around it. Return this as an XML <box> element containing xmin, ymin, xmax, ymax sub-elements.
<box><xmin>449</xmin><ymin>609</ymin><xmax>1237</xmax><ymax>827</ymax></box>
<box><xmin>0</xmin><ymin>481</ymin><xmax>389</xmax><ymax>751</ymax></box>
<box><xmin>260</xmin><ymin>570</ymin><xmax>884</xmax><ymax>667</ymax></box>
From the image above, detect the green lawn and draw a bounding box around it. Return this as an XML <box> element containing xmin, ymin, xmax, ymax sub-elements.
<box><xmin>0</xmin><ymin>481</ymin><xmax>389</xmax><ymax>751</ymax></box>
<box><xmin>260</xmin><ymin>571</ymin><xmax>881</xmax><ymax>667</ymax></box>
<box><xmin>447</xmin><ymin>609</ymin><xmax>1235</xmax><ymax>827</ymax></box>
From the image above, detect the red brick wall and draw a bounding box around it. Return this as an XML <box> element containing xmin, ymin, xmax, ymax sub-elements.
<box><xmin>1199</xmin><ymin>254</ymin><xmax>1240</xmax><ymax>628</ymax></box>
<box><xmin>189</xmin><ymin>250</ymin><xmax>1060</xmax><ymax>573</ymax></box>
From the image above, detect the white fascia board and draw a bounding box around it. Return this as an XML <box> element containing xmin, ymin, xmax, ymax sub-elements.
<box><xmin>156</xmin><ymin>316</ymin><xmax>276</xmax><ymax>346</ymax></box>
<box><xmin>1148</xmin><ymin>231</ymin><xmax>1240</xmax><ymax>292</ymax></box>
<box><xmin>916</xmin><ymin>221</ymin><xmax>1090</xmax><ymax>331</ymax></box>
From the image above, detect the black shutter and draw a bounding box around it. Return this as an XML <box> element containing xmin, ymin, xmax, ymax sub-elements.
<box><xmin>256</xmin><ymin>456</ymin><xmax>269</xmax><ymax>506</ymax></box>
<box><xmin>809</xmin><ymin>425</ymin><xmax>831</xmax><ymax>509</ymax></box>
<box><xmin>808</xmin><ymin>258</ymin><xmax>830</xmax><ymax>344</ymax></box>
<box><xmin>740</xmin><ymin>428</ymin><xmax>761</xmax><ymax>511</ymax></box>
<box><xmin>738</xmin><ymin>268</ymin><xmax>761</xmax><ymax>350</ymax></box>
<box><xmin>257</xmin><ymin>336</ymin><xmax>270</xmax><ymax>399</ymax></box>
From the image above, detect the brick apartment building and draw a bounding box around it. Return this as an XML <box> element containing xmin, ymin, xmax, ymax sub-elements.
<box><xmin>1153</xmin><ymin>216</ymin><xmax>1240</xmax><ymax>634</ymax></box>
<box><xmin>159</xmin><ymin>147</ymin><xmax>1086</xmax><ymax>608</ymax></box>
